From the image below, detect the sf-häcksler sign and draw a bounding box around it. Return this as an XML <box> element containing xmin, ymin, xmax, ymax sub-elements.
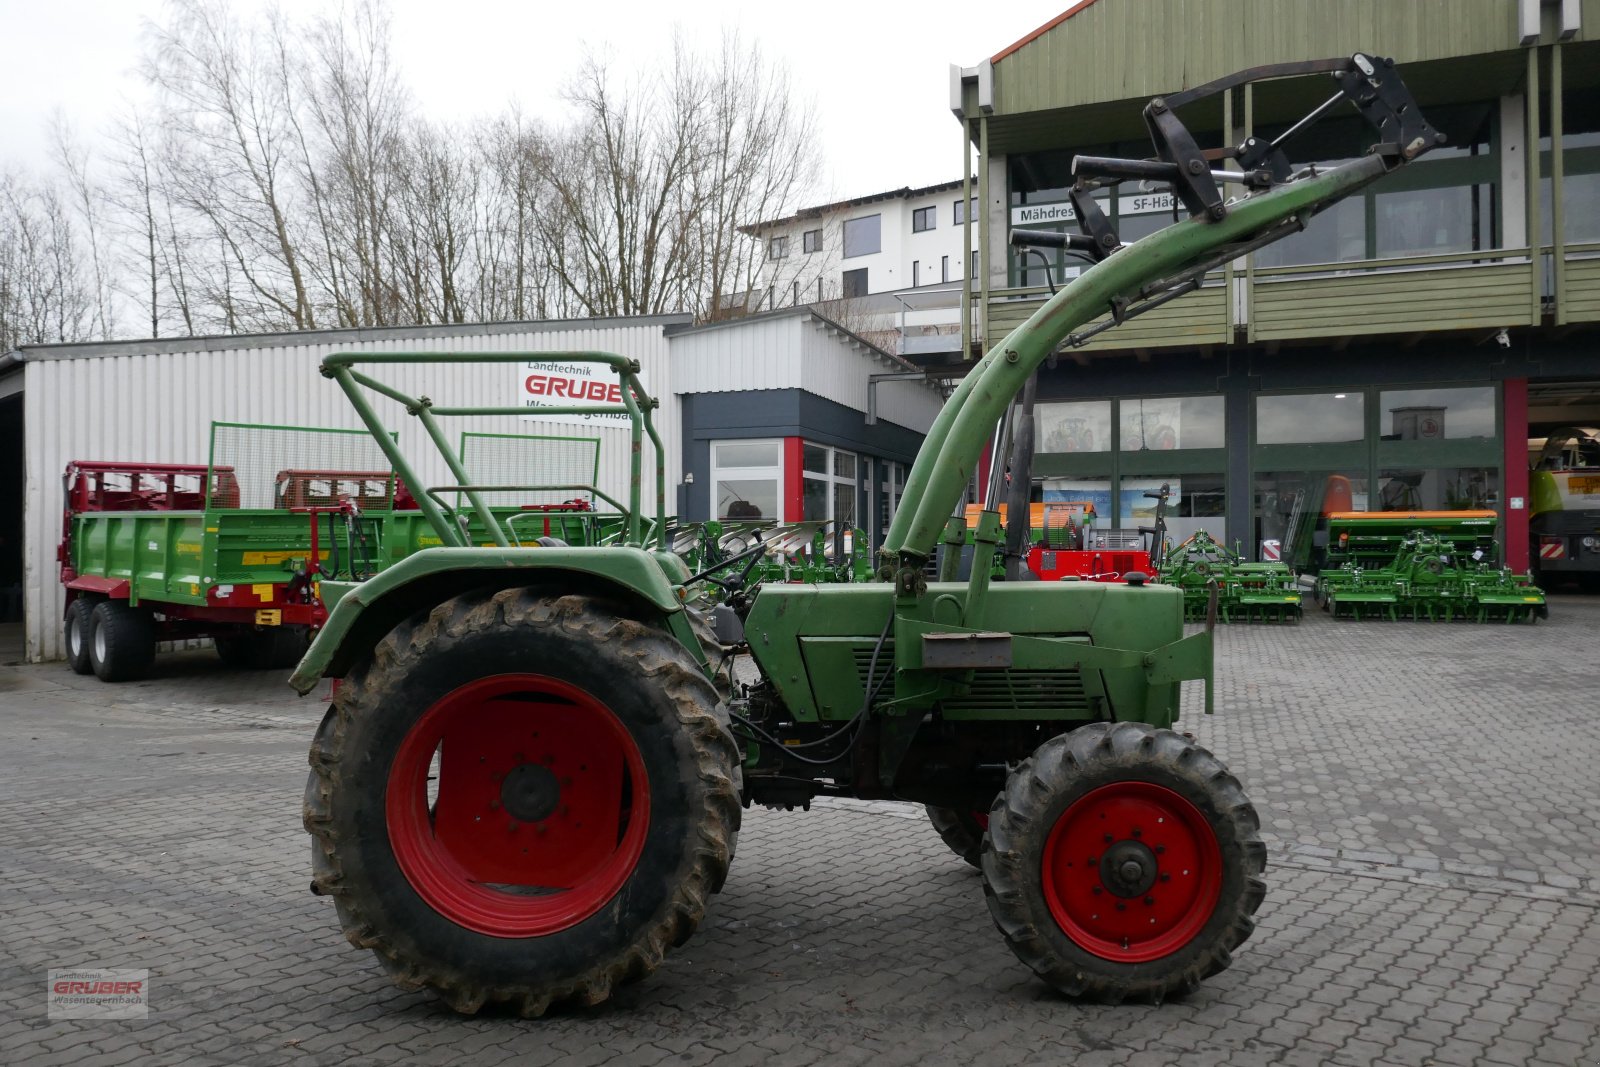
<box><xmin>519</xmin><ymin>360</ymin><xmax>648</xmax><ymax>427</ymax></box>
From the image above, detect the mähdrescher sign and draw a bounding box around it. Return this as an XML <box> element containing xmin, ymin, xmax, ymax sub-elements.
<box><xmin>519</xmin><ymin>360</ymin><xmax>646</xmax><ymax>427</ymax></box>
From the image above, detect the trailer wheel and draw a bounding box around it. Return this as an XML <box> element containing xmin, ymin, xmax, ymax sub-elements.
<box><xmin>983</xmin><ymin>721</ymin><xmax>1265</xmax><ymax>1003</ymax></box>
<box><xmin>303</xmin><ymin>590</ymin><xmax>739</xmax><ymax>1016</ymax></box>
<box><xmin>925</xmin><ymin>805</ymin><xmax>988</xmax><ymax>869</ymax></box>
<box><xmin>64</xmin><ymin>599</ymin><xmax>96</xmax><ymax>675</ymax></box>
<box><xmin>88</xmin><ymin>601</ymin><xmax>156</xmax><ymax>682</ymax></box>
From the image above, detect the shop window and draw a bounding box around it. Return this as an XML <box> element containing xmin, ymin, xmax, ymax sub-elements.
<box><xmin>1378</xmin><ymin>386</ymin><xmax>1495</xmax><ymax>440</ymax></box>
<box><xmin>1043</xmin><ymin>477</ymin><xmax>1113</xmax><ymax>521</ymax></box>
<box><xmin>1037</xmin><ymin>400</ymin><xmax>1112</xmax><ymax>453</ymax></box>
<box><xmin>1120</xmin><ymin>474</ymin><xmax>1225</xmax><ymax>548</ymax></box>
<box><xmin>1254</xmin><ymin>470</ymin><xmax>1369</xmax><ymax>565</ymax></box>
<box><xmin>711</xmin><ymin>439</ymin><xmax>781</xmax><ymax>521</ymax></box>
<box><xmin>1377</xmin><ymin>467</ymin><xmax>1499</xmax><ymax>511</ymax></box>
<box><xmin>875</xmin><ymin>460</ymin><xmax>908</xmax><ymax>544</ymax></box>
<box><xmin>1120</xmin><ymin>396</ymin><xmax>1224</xmax><ymax>451</ymax></box>
<box><xmin>1256</xmin><ymin>393</ymin><xmax>1365</xmax><ymax>445</ymax></box>
<box><xmin>802</xmin><ymin>441</ymin><xmax>859</xmax><ymax>525</ymax></box>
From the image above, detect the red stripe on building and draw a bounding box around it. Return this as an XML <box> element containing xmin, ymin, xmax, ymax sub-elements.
<box><xmin>783</xmin><ymin>437</ymin><xmax>804</xmax><ymax>522</ymax></box>
<box><xmin>1503</xmin><ymin>378</ymin><xmax>1529</xmax><ymax>573</ymax></box>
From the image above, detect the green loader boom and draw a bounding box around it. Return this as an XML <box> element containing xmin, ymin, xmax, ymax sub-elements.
<box><xmin>294</xmin><ymin>55</ymin><xmax>1445</xmax><ymax>1015</ymax></box>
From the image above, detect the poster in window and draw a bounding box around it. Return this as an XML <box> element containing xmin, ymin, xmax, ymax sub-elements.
<box><xmin>1037</xmin><ymin>401</ymin><xmax>1111</xmax><ymax>454</ymax></box>
<box><xmin>1120</xmin><ymin>400</ymin><xmax>1182</xmax><ymax>451</ymax></box>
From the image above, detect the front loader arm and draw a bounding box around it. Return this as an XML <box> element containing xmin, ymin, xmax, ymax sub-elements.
<box><xmin>883</xmin><ymin>54</ymin><xmax>1444</xmax><ymax>574</ymax></box>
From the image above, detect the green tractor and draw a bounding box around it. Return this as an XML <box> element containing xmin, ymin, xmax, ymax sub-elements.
<box><xmin>293</xmin><ymin>56</ymin><xmax>1443</xmax><ymax>1013</ymax></box>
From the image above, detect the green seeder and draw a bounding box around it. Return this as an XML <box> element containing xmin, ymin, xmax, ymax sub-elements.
<box><xmin>1315</xmin><ymin>512</ymin><xmax>1546</xmax><ymax>622</ymax></box>
<box><xmin>1158</xmin><ymin>530</ymin><xmax>1303</xmax><ymax>623</ymax></box>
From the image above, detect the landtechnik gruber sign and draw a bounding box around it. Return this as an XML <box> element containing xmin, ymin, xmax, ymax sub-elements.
<box><xmin>518</xmin><ymin>360</ymin><xmax>647</xmax><ymax>427</ymax></box>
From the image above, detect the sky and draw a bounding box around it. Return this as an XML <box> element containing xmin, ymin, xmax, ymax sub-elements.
<box><xmin>0</xmin><ymin>0</ymin><xmax>1069</xmax><ymax>203</ymax></box>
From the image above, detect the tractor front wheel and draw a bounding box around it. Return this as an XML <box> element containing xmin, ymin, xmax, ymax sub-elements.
<box><xmin>983</xmin><ymin>721</ymin><xmax>1265</xmax><ymax>1003</ymax></box>
<box><xmin>303</xmin><ymin>590</ymin><xmax>739</xmax><ymax>1015</ymax></box>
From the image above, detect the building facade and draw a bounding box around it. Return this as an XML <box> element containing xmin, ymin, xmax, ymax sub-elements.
<box><xmin>745</xmin><ymin>182</ymin><xmax>980</xmax><ymax>359</ymax></box>
<box><xmin>950</xmin><ymin>0</ymin><xmax>1600</xmax><ymax>571</ymax></box>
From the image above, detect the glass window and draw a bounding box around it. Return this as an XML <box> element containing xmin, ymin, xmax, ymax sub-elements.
<box><xmin>1120</xmin><ymin>396</ymin><xmax>1224</xmax><ymax>451</ymax></box>
<box><xmin>718</xmin><ymin>479</ymin><xmax>777</xmax><ymax>520</ymax></box>
<box><xmin>800</xmin><ymin>441</ymin><xmax>859</xmax><ymax>525</ymax></box>
<box><xmin>711</xmin><ymin>438</ymin><xmax>782</xmax><ymax>521</ymax></box>
<box><xmin>912</xmin><ymin>206</ymin><xmax>936</xmax><ymax>232</ymax></box>
<box><xmin>1540</xmin><ymin>173</ymin><xmax>1600</xmax><ymax>244</ymax></box>
<box><xmin>1378</xmin><ymin>386</ymin><xmax>1495</xmax><ymax>440</ymax></box>
<box><xmin>1121</xmin><ymin>474</ymin><xmax>1225</xmax><ymax>548</ymax></box>
<box><xmin>1042</xmin><ymin>477</ymin><xmax>1113</xmax><ymax>520</ymax></box>
<box><xmin>768</xmin><ymin>236</ymin><xmax>788</xmax><ymax>260</ymax></box>
<box><xmin>713</xmin><ymin>440</ymin><xmax>780</xmax><ymax>468</ymax></box>
<box><xmin>1377</xmin><ymin>467</ymin><xmax>1499</xmax><ymax>511</ymax></box>
<box><xmin>1256</xmin><ymin>393</ymin><xmax>1365</xmax><ymax>445</ymax></box>
<box><xmin>1254</xmin><ymin>195</ymin><xmax>1367</xmax><ymax>268</ymax></box>
<box><xmin>802</xmin><ymin>228</ymin><xmax>822</xmax><ymax>254</ymax></box>
<box><xmin>1255</xmin><ymin>469</ymin><xmax>1369</xmax><ymax>566</ymax></box>
<box><xmin>1037</xmin><ymin>400</ymin><xmax>1112</xmax><ymax>453</ymax></box>
<box><xmin>1374</xmin><ymin>187</ymin><xmax>1475</xmax><ymax>258</ymax></box>
<box><xmin>843</xmin><ymin>214</ymin><xmax>881</xmax><ymax>258</ymax></box>
<box><xmin>953</xmin><ymin>198</ymin><xmax>976</xmax><ymax>225</ymax></box>
<box><xmin>842</xmin><ymin>267</ymin><xmax>868</xmax><ymax>298</ymax></box>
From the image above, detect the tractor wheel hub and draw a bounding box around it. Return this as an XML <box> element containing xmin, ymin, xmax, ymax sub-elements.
<box><xmin>1100</xmin><ymin>840</ymin><xmax>1158</xmax><ymax>898</ymax></box>
<box><xmin>500</xmin><ymin>762</ymin><xmax>561</xmax><ymax>823</ymax></box>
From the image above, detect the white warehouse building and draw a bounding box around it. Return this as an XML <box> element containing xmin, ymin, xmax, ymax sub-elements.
<box><xmin>0</xmin><ymin>308</ymin><xmax>943</xmax><ymax>663</ymax></box>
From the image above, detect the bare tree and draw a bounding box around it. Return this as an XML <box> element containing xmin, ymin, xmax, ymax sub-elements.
<box><xmin>0</xmin><ymin>171</ymin><xmax>95</xmax><ymax>348</ymax></box>
<box><xmin>144</xmin><ymin>0</ymin><xmax>316</xmax><ymax>330</ymax></box>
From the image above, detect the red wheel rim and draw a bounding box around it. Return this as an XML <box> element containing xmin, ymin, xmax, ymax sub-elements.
<box><xmin>385</xmin><ymin>674</ymin><xmax>649</xmax><ymax>937</ymax></box>
<box><xmin>1040</xmin><ymin>781</ymin><xmax>1222</xmax><ymax>963</ymax></box>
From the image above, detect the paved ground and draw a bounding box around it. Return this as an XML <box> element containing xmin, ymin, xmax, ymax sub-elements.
<box><xmin>1</xmin><ymin>597</ymin><xmax>1598</xmax><ymax>1066</ymax></box>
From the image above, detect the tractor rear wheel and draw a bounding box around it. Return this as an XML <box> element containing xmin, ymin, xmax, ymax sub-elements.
<box><xmin>64</xmin><ymin>599</ymin><xmax>95</xmax><ymax>675</ymax></box>
<box><xmin>303</xmin><ymin>590</ymin><xmax>740</xmax><ymax>1016</ymax></box>
<box><xmin>88</xmin><ymin>601</ymin><xmax>156</xmax><ymax>682</ymax></box>
<box><xmin>925</xmin><ymin>805</ymin><xmax>988</xmax><ymax>869</ymax></box>
<box><xmin>983</xmin><ymin>721</ymin><xmax>1265</xmax><ymax>1003</ymax></box>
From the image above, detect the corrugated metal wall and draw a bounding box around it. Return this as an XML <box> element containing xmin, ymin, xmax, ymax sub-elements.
<box><xmin>20</xmin><ymin>319</ymin><xmax>679</xmax><ymax>662</ymax></box>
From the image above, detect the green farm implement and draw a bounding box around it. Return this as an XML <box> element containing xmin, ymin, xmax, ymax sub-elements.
<box><xmin>1159</xmin><ymin>531</ymin><xmax>1302</xmax><ymax>623</ymax></box>
<box><xmin>58</xmin><ymin>424</ymin><xmax>405</xmax><ymax>680</ymax></box>
<box><xmin>1315</xmin><ymin>511</ymin><xmax>1546</xmax><ymax>622</ymax></box>
<box><xmin>292</xmin><ymin>55</ymin><xmax>1442</xmax><ymax>1012</ymax></box>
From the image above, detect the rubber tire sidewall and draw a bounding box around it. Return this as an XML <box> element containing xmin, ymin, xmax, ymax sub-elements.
<box><xmin>322</xmin><ymin>598</ymin><xmax>732</xmax><ymax>998</ymax></box>
<box><xmin>64</xmin><ymin>599</ymin><xmax>95</xmax><ymax>675</ymax></box>
<box><xmin>88</xmin><ymin>601</ymin><xmax>156</xmax><ymax>682</ymax></box>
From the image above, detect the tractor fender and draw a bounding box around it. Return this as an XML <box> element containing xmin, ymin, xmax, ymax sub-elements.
<box><xmin>288</xmin><ymin>546</ymin><xmax>689</xmax><ymax>695</ymax></box>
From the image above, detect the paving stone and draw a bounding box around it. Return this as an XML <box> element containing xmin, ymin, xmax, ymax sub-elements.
<box><xmin>1</xmin><ymin>598</ymin><xmax>1598</xmax><ymax>1065</ymax></box>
